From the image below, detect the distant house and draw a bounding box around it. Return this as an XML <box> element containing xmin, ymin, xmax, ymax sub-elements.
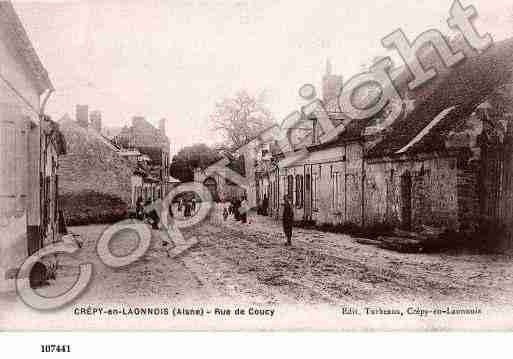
<box><xmin>193</xmin><ymin>152</ymin><xmax>247</xmax><ymax>202</ymax></box>
<box><xmin>113</xmin><ymin>116</ymin><xmax>172</xmax><ymax>201</ymax></box>
<box><xmin>0</xmin><ymin>3</ymin><xmax>62</xmax><ymax>291</ymax></box>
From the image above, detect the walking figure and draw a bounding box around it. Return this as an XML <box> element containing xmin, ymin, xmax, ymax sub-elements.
<box><xmin>191</xmin><ymin>198</ymin><xmax>197</xmax><ymax>213</ymax></box>
<box><xmin>184</xmin><ymin>200</ymin><xmax>192</xmax><ymax>217</ymax></box>
<box><xmin>136</xmin><ymin>196</ymin><xmax>144</xmax><ymax>220</ymax></box>
<box><xmin>240</xmin><ymin>196</ymin><xmax>249</xmax><ymax>224</ymax></box>
<box><xmin>282</xmin><ymin>195</ymin><xmax>294</xmax><ymax>246</ymax></box>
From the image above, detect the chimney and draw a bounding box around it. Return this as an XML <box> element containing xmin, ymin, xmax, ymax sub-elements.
<box><xmin>90</xmin><ymin>110</ymin><xmax>102</xmax><ymax>133</ymax></box>
<box><xmin>159</xmin><ymin>118</ymin><xmax>166</xmax><ymax>134</ymax></box>
<box><xmin>76</xmin><ymin>104</ymin><xmax>89</xmax><ymax>128</ymax></box>
<box><xmin>322</xmin><ymin>59</ymin><xmax>343</xmax><ymax>104</ymax></box>
<box><xmin>132</xmin><ymin>116</ymin><xmax>145</xmax><ymax>128</ymax></box>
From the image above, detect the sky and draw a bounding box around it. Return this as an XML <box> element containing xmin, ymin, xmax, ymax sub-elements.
<box><xmin>12</xmin><ymin>0</ymin><xmax>513</xmax><ymax>156</ymax></box>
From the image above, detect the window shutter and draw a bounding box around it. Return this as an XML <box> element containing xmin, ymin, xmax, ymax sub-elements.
<box><xmin>0</xmin><ymin>119</ymin><xmax>18</xmax><ymax>215</ymax></box>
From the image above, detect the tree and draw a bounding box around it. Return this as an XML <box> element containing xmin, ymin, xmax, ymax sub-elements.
<box><xmin>210</xmin><ymin>90</ymin><xmax>275</xmax><ymax>149</ymax></box>
<box><xmin>169</xmin><ymin>143</ymin><xmax>222</xmax><ymax>182</ymax></box>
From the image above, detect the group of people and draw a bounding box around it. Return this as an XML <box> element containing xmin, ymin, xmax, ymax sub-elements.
<box><xmin>135</xmin><ymin>196</ymin><xmax>178</xmax><ymax>257</ymax></box>
<box><xmin>223</xmin><ymin>196</ymin><xmax>250</xmax><ymax>224</ymax></box>
<box><xmin>177</xmin><ymin>198</ymin><xmax>197</xmax><ymax>217</ymax></box>
<box><xmin>222</xmin><ymin>194</ymin><xmax>294</xmax><ymax>246</ymax></box>
<box><xmin>135</xmin><ymin>193</ymin><xmax>295</xmax><ymax>248</ymax></box>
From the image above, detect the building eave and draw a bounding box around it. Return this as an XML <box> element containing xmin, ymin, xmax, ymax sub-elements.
<box><xmin>0</xmin><ymin>2</ymin><xmax>54</xmax><ymax>94</ymax></box>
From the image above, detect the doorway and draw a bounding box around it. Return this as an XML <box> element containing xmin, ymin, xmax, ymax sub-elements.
<box><xmin>401</xmin><ymin>171</ymin><xmax>412</xmax><ymax>230</ymax></box>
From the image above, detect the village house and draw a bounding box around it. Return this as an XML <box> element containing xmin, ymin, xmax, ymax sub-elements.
<box><xmin>59</xmin><ymin>106</ymin><xmax>177</xmax><ymax>222</ymax></box>
<box><xmin>58</xmin><ymin>106</ymin><xmax>135</xmax><ymax>225</ymax></box>
<box><xmin>193</xmin><ymin>154</ymin><xmax>245</xmax><ymax>202</ymax></box>
<box><xmin>254</xmin><ymin>38</ymin><xmax>513</xmax><ymax>249</ymax></box>
<box><xmin>113</xmin><ymin>116</ymin><xmax>172</xmax><ymax>203</ymax></box>
<box><xmin>0</xmin><ymin>2</ymin><xmax>65</xmax><ymax>291</ymax></box>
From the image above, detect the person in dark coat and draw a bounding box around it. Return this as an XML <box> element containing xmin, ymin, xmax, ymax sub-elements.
<box><xmin>282</xmin><ymin>195</ymin><xmax>294</xmax><ymax>246</ymax></box>
<box><xmin>146</xmin><ymin>209</ymin><xmax>160</xmax><ymax>230</ymax></box>
<box><xmin>136</xmin><ymin>196</ymin><xmax>144</xmax><ymax>220</ymax></box>
<box><xmin>184</xmin><ymin>200</ymin><xmax>192</xmax><ymax>217</ymax></box>
<box><xmin>233</xmin><ymin>199</ymin><xmax>241</xmax><ymax>221</ymax></box>
<box><xmin>262</xmin><ymin>194</ymin><xmax>269</xmax><ymax>216</ymax></box>
<box><xmin>240</xmin><ymin>196</ymin><xmax>249</xmax><ymax>224</ymax></box>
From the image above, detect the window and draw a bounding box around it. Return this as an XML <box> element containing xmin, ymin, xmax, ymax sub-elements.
<box><xmin>331</xmin><ymin>172</ymin><xmax>342</xmax><ymax>211</ymax></box>
<box><xmin>295</xmin><ymin>175</ymin><xmax>304</xmax><ymax>208</ymax></box>
<box><xmin>287</xmin><ymin>175</ymin><xmax>294</xmax><ymax>202</ymax></box>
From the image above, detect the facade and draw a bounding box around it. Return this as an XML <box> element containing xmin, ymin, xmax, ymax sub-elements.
<box><xmin>253</xmin><ymin>41</ymin><xmax>513</xmax><ymax>249</ymax></box>
<box><xmin>113</xmin><ymin>116</ymin><xmax>171</xmax><ymax>201</ymax></box>
<box><xmin>0</xmin><ymin>2</ymin><xmax>58</xmax><ymax>290</ymax></box>
<box><xmin>194</xmin><ymin>165</ymin><xmax>245</xmax><ymax>202</ymax></box>
<box><xmin>58</xmin><ymin>108</ymin><xmax>133</xmax><ymax>207</ymax></box>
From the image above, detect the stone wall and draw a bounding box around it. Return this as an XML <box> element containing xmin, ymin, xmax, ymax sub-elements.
<box><xmin>264</xmin><ymin>145</ymin><xmax>478</xmax><ymax>233</ymax></box>
<box><xmin>364</xmin><ymin>156</ymin><xmax>460</xmax><ymax>230</ymax></box>
<box><xmin>456</xmin><ymin>158</ymin><xmax>481</xmax><ymax>232</ymax></box>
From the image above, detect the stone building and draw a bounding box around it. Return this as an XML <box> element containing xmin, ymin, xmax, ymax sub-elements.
<box><xmin>58</xmin><ymin>107</ymin><xmax>134</xmax><ymax>224</ymax></box>
<box><xmin>256</xmin><ymin>39</ymin><xmax>513</xmax><ymax>248</ymax></box>
<box><xmin>193</xmin><ymin>156</ymin><xmax>245</xmax><ymax>202</ymax></box>
<box><xmin>0</xmin><ymin>3</ymin><xmax>61</xmax><ymax>291</ymax></box>
<box><xmin>113</xmin><ymin>116</ymin><xmax>171</xmax><ymax>199</ymax></box>
<box><xmin>59</xmin><ymin>108</ymin><xmax>133</xmax><ymax>204</ymax></box>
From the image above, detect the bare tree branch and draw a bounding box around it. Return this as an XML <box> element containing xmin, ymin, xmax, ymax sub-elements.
<box><xmin>209</xmin><ymin>90</ymin><xmax>275</xmax><ymax>149</ymax></box>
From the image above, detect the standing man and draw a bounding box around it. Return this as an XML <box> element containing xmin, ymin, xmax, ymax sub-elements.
<box><xmin>282</xmin><ymin>195</ymin><xmax>294</xmax><ymax>246</ymax></box>
<box><xmin>262</xmin><ymin>194</ymin><xmax>269</xmax><ymax>216</ymax></box>
<box><xmin>240</xmin><ymin>196</ymin><xmax>249</xmax><ymax>224</ymax></box>
<box><xmin>191</xmin><ymin>197</ymin><xmax>197</xmax><ymax>213</ymax></box>
<box><xmin>136</xmin><ymin>196</ymin><xmax>144</xmax><ymax>220</ymax></box>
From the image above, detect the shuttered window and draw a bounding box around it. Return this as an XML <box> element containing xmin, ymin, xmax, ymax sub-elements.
<box><xmin>295</xmin><ymin>175</ymin><xmax>303</xmax><ymax>208</ymax></box>
<box><xmin>0</xmin><ymin>115</ymin><xmax>28</xmax><ymax>216</ymax></box>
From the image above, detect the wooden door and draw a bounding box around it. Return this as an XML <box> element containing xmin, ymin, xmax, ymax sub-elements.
<box><xmin>304</xmin><ymin>165</ymin><xmax>312</xmax><ymax>221</ymax></box>
<box><xmin>401</xmin><ymin>171</ymin><xmax>412</xmax><ymax>230</ymax></box>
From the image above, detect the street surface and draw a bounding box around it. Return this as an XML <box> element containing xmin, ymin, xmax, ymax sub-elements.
<box><xmin>3</xmin><ymin>207</ymin><xmax>513</xmax><ymax>330</ymax></box>
<box><xmin>24</xmin><ymin>207</ymin><xmax>513</xmax><ymax>307</ymax></box>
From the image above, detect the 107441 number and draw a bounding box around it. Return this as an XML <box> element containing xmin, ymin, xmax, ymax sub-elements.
<box><xmin>41</xmin><ymin>345</ymin><xmax>71</xmax><ymax>353</ymax></box>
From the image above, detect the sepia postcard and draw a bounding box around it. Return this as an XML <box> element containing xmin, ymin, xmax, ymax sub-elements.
<box><xmin>1</xmin><ymin>0</ymin><xmax>513</xmax><ymax>332</ymax></box>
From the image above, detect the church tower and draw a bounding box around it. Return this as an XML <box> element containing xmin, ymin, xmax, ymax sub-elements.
<box><xmin>322</xmin><ymin>59</ymin><xmax>344</xmax><ymax>104</ymax></box>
